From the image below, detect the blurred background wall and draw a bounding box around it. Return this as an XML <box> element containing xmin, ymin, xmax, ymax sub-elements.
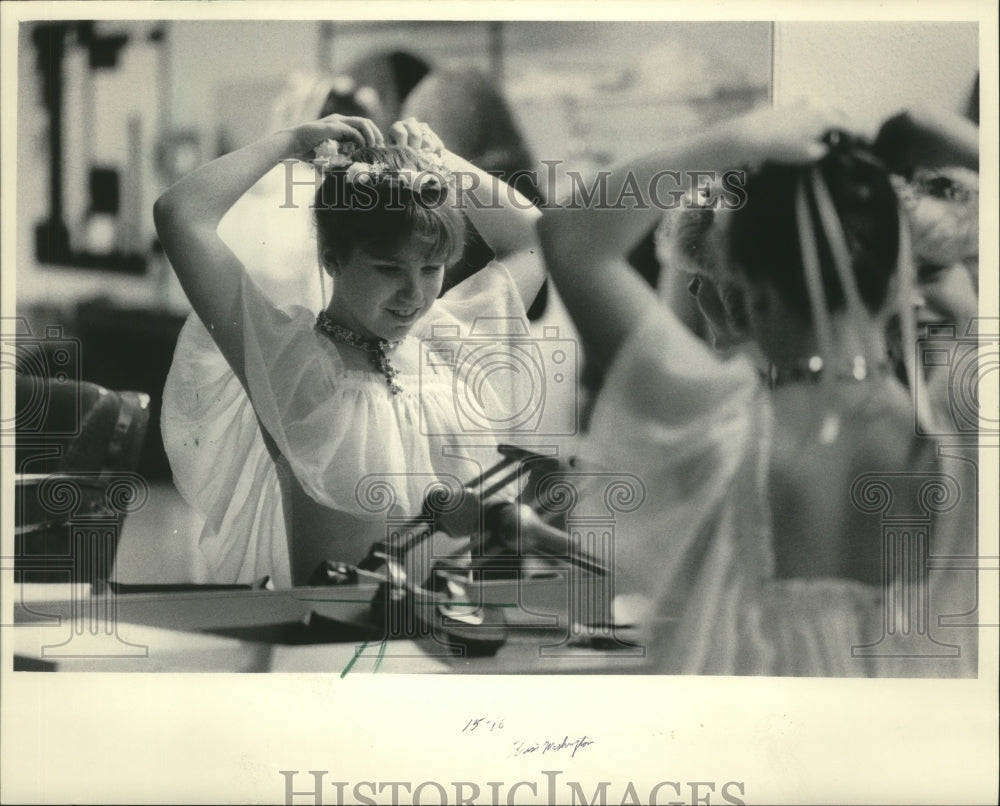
<box><xmin>773</xmin><ymin>21</ymin><xmax>978</xmax><ymax>134</ymax></box>
<box><xmin>15</xmin><ymin>20</ymin><xmax>773</xmax><ymax>313</ymax></box>
<box><xmin>15</xmin><ymin>19</ymin><xmax>978</xmax><ymax>316</ymax></box>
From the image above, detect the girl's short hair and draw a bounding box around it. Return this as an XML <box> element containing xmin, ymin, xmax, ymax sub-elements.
<box><xmin>313</xmin><ymin>145</ymin><xmax>467</xmax><ymax>272</ymax></box>
<box><xmin>727</xmin><ymin>132</ymin><xmax>900</xmax><ymax>322</ymax></box>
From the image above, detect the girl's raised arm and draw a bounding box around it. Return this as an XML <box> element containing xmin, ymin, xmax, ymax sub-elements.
<box><xmin>537</xmin><ymin>104</ymin><xmax>847</xmax><ymax>380</ymax></box>
<box><xmin>153</xmin><ymin>115</ymin><xmax>382</xmax><ymax>375</ymax></box>
<box><xmin>873</xmin><ymin>104</ymin><xmax>979</xmax><ymax>175</ymax></box>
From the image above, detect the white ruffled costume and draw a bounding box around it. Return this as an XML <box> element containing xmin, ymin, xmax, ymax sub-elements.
<box><xmin>162</xmin><ymin>260</ymin><xmax>530</xmax><ymax>589</ymax></box>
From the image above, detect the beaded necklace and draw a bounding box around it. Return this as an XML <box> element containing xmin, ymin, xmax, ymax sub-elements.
<box><xmin>315</xmin><ymin>310</ymin><xmax>404</xmax><ymax>395</ymax></box>
<box><xmin>762</xmin><ymin>354</ymin><xmax>890</xmax><ymax>390</ymax></box>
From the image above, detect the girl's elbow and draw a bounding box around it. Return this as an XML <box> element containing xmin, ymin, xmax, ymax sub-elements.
<box><xmin>537</xmin><ymin>210</ymin><xmax>581</xmax><ymax>271</ymax></box>
<box><xmin>152</xmin><ymin>193</ymin><xmax>178</xmax><ymax>234</ymax></box>
<box><xmin>537</xmin><ymin>207</ymin><xmax>577</xmax><ymax>246</ymax></box>
<box><xmin>153</xmin><ymin>192</ymin><xmax>202</xmax><ymax>241</ymax></box>
<box><xmin>536</xmin><ymin>208</ymin><xmax>560</xmax><ymax>243</ymax></box>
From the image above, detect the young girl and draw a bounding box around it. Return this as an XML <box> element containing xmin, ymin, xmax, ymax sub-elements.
<box><xmin>156</xmin><ymin>115</ymin><xmax>543</xmax><ymax>587</ymax></box>
<box><xmin>538</xmin><ymin>105</ymin><xmax>977</xmax><ymax>677</ymax></box>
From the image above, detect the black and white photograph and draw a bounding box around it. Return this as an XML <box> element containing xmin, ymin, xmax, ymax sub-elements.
<box><xmin>1</xmin><ymin>1</ymin><xmax>997</xmax><ymax>803</ymax></box>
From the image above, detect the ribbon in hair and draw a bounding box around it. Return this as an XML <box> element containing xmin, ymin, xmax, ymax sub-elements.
<box><xmin>807</xmin><ymin>167</ymin><xmax>875</xmax><ymax>367</ymax></box>
<box><xmin>794</xmin><ymin>174</ymin><xmax>837</xmax><ymax>373</ymax></box>
<box><xmin>895</xmin><ymin>207</ymin><xmax>940</xmax><ymax>435</ymax></box>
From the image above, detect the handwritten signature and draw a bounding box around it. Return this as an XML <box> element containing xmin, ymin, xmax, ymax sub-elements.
<box><xmin>512</xmin><ymin>735</ymin><xmax>594</xmax><ymax>758</ymax></box>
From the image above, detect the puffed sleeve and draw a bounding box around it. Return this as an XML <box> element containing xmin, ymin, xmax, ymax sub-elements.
<box><xmin>420</xmin><ymin>258</ymin><xmax>566</xmax><ymax>441</ymax></box>
<box><xmin>431</xmin><ymin>258</ymin><xmax>529</xmax><ymax>326</ymax></box>
<box><xmin>161</xmin><ymin>307</ymin><xmax>292</xmax><ymax>587</ymax></box>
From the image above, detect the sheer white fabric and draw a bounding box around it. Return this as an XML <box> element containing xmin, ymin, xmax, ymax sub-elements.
<box><xmin>162</xmin><ymin>260</ymin><xmax>528</xmax><ymax>589</ymax></box>
<box><xmin>581</xmin><ymin>304</ymin><xmax>977</xmax><ymax>677</ymax></box>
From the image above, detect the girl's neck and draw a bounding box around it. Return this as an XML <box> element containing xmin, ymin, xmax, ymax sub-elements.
<box><xmin>315</xmin><ymin>309</ymin><xmax>405</xmax><ymax>394</ymax></box>
<box><xmin>322</xmin><ymin>301</ymin><xmax>382</xmax><ymax>344</ymax></box>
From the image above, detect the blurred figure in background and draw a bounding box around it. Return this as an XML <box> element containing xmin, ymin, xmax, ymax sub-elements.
<box><xmin>218</xmin><ymin>72</ymin><xmax>344</xmax><ymax>312</ymax></box>
<box><xmin>873</xmin><ymin>102</ymin><xmax>980</xmax><ymax>430</ymax></box>
<box><xmin>341</xmin><ymin>50</ymin><xmax>431</xmax><ymax>131</ymax></box>
<box><xmin>402</xmin><ymin>68</ymin><xmax>549</xmax><ymax>317</ymax></box>
<box><xmin>403</xmin><ymin>68</ymin><xmax>542</xmax><ymax>207</ymax></box>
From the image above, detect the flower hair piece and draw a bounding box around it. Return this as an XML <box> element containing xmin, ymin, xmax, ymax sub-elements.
<box><xmin>313</xmin><ymin>138</ymin><xmax>451</xmax><ymax>202</ymax></box>
<box><xmin>313</xmin><ymin>138</ymin><xmax>357</xmax><ymax>169</ymax></box>
<box><xmin>345</xmin><ymin>160</ymin><xmax>390</xmax><ymax>185</ymax></box>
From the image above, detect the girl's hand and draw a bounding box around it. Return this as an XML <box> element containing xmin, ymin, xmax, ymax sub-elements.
<box><xmin>736</xmin><ymin>102</ymin><xmax>853</xmax><ymax>165</ymax></box>
<box><xmin>388</xmin><ymin>117</ymin><xmax>446</xmax><ymax>157</ymax></box>
<box><xmin>286</xmin><ymin>114</ymin><xmax>384</xmax><ymax>161</ymax></box>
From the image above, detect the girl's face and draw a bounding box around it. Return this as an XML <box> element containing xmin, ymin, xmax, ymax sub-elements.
<box><xmin>915</xmin><ymin>260</ymin><xmax>978</xmax><ymax>332</ymax></box>
<box><xmin>671</xmin><ymin>214</ymin><xmax>748</xmax><ymax>351</ymax></box>
<box><xmin>685</xmin><ymin>274</ymin><xmax>748</xmax><ymax>351</ymax></box>
<box><xmin>328</xmin><ymin>237</ymin><xmax>445</xmax><ymax>341</ymax></box>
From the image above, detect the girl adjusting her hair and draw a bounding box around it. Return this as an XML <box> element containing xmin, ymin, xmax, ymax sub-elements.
<box><xmin>155</xmin><ymin>114</ymin><xmax>543</xmax><ymax>587</ymax></box>
<box><xmin>538</xmin><ymin>104</ymin><xmax>976</xmax><ymax>677</ymax></box>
